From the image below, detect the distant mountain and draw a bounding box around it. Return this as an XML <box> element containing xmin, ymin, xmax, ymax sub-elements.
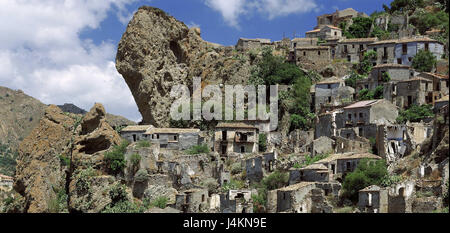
<box><xmin>57</xmin><ymin>103</ymin><xmax>87</xmax><ymax>115</ymax></box>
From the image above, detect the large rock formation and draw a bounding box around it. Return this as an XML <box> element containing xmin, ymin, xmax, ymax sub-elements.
<box><xmin>14</xmin><ymin>105</ymin><xmax>74</xmax><ymax>213</ymax></box>
<box><xmin>13</xmin><ymin>103</ymin><xmax>123</xmax><ymax>213</ymax></box>
<box><xmin>116</xmin><ymin>6</ymin><xmax>253</xmax><ymax>127</ymax></box>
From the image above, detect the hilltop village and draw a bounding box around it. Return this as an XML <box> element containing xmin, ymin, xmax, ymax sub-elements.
<box><xmin>0</xmin><ymin>2</ymin><xmax>449</xmax><ymax>213</ymax></box>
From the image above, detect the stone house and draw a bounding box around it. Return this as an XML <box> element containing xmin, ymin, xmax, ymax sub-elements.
<box><xmin>245</xmin><ymin>155</ymin><xmax>263</xmax><ymax>183</ymax></box>
<box><xmin>220</xmin><ymin>190</ymin><xmax>253</xmax><ymax>213</ymax></box>
<box><xmin>336</xmin><ymin>38</ymin><xmax>378</xmax><ymax>63</ymax></box>
<box><xmin>214</xmin><ymin>122</ymin><xmax>258</xmax><ymax>156</ymax></box>
<box><xmin>334</xmin><ymin>136</ymin><xmax>371</xmax><ymax>154</ymax></box>
<box><xmin>175</xmin><ymin>188</ymin><xmax>209</xmax><ymax>213</ymax></box>
<box><xmin>294</xmin><ymin>46</ymin><xmax>331</xmax><ymax>65</ymax></box>
<box><xmin>358</xmin><ymin>185</ymin><xmax>389</xmax><ymax>213</ymax></box>
<box><xmin>418</xmin><ymin>72</ymin><xmax>449</xmax><ymax>101</ymax></box>
<box><xmin>335</xmin><ymin>100</ymin><xmax>399</xmax><ymax>140</ymax></box>
<box><xmin>144</xmin><ymin>128</ymin><xmax>200</xmax><ymax>150</ymax></box>
<box><xmin>235</xmin><ymin>38</ymin><xmax>271</xmax><ymax>50</ymax></box>
<box><xmin>393</xmin><ymin>37</ymin><xmax>444</xmax><ymax>66</ymax></box>
<box><xmin>389</xmin><ymin>77</ymin><xmax>434</xmax><ymax>109</ymax></box>
<box><xmin>314</xmin><ymin>77</ymin><xmax>355</xmax><ymax>113</ymax></box>
<box><xmin>434</xmin><ymin>95</ymin><xmax>449</xmax><ymax>112</ymax></box>
<box><xmin>356</xmin><ymin>64</ymin><xmax>413</xmax><ymax>93</ymax></box>
<box><xmin>376</xmin><ymin>123</ymin><xmax>432</xmax><ymax>163</ymax></box>
<box><xmin>288</xmin><ymin>164</ymin><xmax>329</xmax><ymax>184</ymax></box>
<box><xmin>0</xmin><ymin>174</ymin><xmax>13</xmax><ymax>190</ymax></box>
<box><xmin>310</xmin><ymin>136</ymin><xmax>335</xmax><ymax>156</ymax></box>
<box><xmin>291</xmin><ymin>38</ymin><xmax>318</xmax><ymax>49</ymax></box>
<box><xmin>316</xmin><ymin>8</ymin><xmax>368</xmax><ymax>29</ymax></box>
<box><xmin>313</xmin><ymin>152</ymin><xmax>382</xmax><ymax>182</ymax></box>
<box><xmin>367</xmin><ymin>40</ymin><xmax>398</xmax><ymax>65</ymax></box>
<box><xmin>120</xmin><ymin>125</ymin><xmax>152</xmax><ymax>142</ymax></box>
<box><xmin>305</xmin><ymin>25</ymin><xmax>342</xmax><ymax>40</ymax></box>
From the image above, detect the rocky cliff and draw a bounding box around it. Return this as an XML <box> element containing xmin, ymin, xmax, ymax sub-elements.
<box><xmin>116</xmin><ymin>6</ymin><xmax>254</xmax><ymax>127</ymax></box>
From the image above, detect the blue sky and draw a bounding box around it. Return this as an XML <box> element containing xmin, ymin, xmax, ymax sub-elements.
<box><xmin>0</xmin><ymin>0</ymin><xmax>393</xmax><ymax>122</ymax></box>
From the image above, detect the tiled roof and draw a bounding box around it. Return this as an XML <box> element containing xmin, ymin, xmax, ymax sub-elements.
<box><xmin>296</xmin><ymin>46</ymin><xmax>330</xmax><ymax>50</ymax></box>
<box><xmin>343</xmin><ymin>100</ymin><xmax>380</xmax><ymax>109</ymax></box>
<box><xmin>369</xmin><ymin>37</ymin><xmax>442</xmax><ymax>45</ymax></box>
<box><xmin>121</xmin><ymin>125</ymin><xmax>153</xmax><ymax>132</ymax></box>
<box><xmin>292</xmin><ymin>38</ymin><xmax>317</xmax><ymax>42</ymax></box>
<box><xmin>301</xmin><ymin>163</ymin><xmax>328</xmax><ymax>170</ymax></box>
<box><xmin>373</xmin><ymin>63</ymin><xmax>410</xmax><ymax>69</ymax></box>
<box><xmin>216</xmin><ymin>122</ymin><xmax>257</xmax><ymax>129</ymax></box>
<box><xmin>421</xmin><ymin>72</ymin><xmax>449</xmax><ymax>80</ymax></box>
<box><xmin>397</xmin><ymin>77</ymin><xmax>432</xmax><ymax>83</ymax></box>
<box><xmin>239</xmin><ymin>38</ymin><xmax>271</xmax><ymax>43</ymax></box>
<box><xmin>340</xmin><ymin>38</ymin><xmax>378</xmax><ymax>43</ymax></box>
<box><xmin>306</xmin><ymin>29</ymin><xmax>321</xmax><ymax>33</ymax></box>
<box><xmin>315</xmin><ymin>152</ymin><xmax>381</xmax><ymax>164</ymax></box>
<box><xmin>360</xmin><ymin>185</ymin><xmax>381</xmax><ymax>192</ymax></box>
<box><xmin>323</xmin><ymin>25</ymin><xmax>342</xmax><ymax>30</ymax></box>
<box><xmin>277</xmin><ymin>182</ymin><xmax>316</xmax><ymax>192</ymax></box>
<box><xmin>317</xmin><ymin>77</ymin><xmax>343</xmax><ymax>84</ymax></box>
<box><xmin>144</xmin><ymin>128</ymin><xmax>200</xmax><ymax>134</ymax></box>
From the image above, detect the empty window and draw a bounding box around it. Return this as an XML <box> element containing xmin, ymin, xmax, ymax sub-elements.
<box><xmin>402</xmin><ymin>44</ymin><xmax>407</xmax><ymax>54</ymax></box>
<box><xmin>425</xmin><ymin>43</ymin><xmax>429</xmax><ymax>51</ymax></box>
<box><xmin>397</xmin><ymin>58</ymin><xmax>402</xmax><ymax>64</ymax></box>
<box><xmin>222</xmin><ymin>131</ymin><xmax>227</xmax><ymax>140</ymax></box>
<box><xmin>327</xmin><ymin>84</ymin><xmax>331</xmax><ymax>89</ymax></box>
<box><xmin>318</xmin><ymin>51</ymin><xmax>321</xmax><ymax>56</ymax></box>
<box><xmin>241</xmin><ymin>146</ymin><xmax>245</xmax><ymax>153</ymax></box>
<box><xmin>352</xmin><ymin>44</ymin><xmax>355</xmax><ymax>49</ymax></box>
<box><xmin>334</xmin><ymin>31</ymin><xmax>337</xmax><ymax>36</ymax></box>
<box><xmin>293</xmin><ymin>42</ymin><xmax>297</xmax><ymax>48</ymax></box>
<box><xmin>344</xmin><ymin>45</ymin><xmax>348</xmax><ymax>53</ymax></box>
<box><xmin>359</xmin><ymin>113</ymin><xmax>363</xmax><ymax>118</ymax></box>
<box><xmin>347</xmin><ymin>55</ymin><xmax>351</xmax><ymax>62</ymax></box>
<box><xmin>202</xmin><ymin>194</ymin><xmax>205</xmax><ymax>202</ymax></box>
<box><xmin>348</xmin><ymin>114</ymin><xmax>352</xmax><ymax>120</ymax></box>
<box><xmin>359</xmin><ymin>127</ymin><xmax>363</xmax><ymax>136</ymax></box>
<box><xmin>328</xmin><ymin>96</ymin><xmax>332</xmax><ymax>103</ymax></box>
<box><xmin>360</xmin><ymin>44</ymin><xmax>364</xmax><ymax>51</ymax></box>
<box><xmin>303</xmin><ymin>51</ymin><xmax>306</xmax><ymax>56</ymax></box>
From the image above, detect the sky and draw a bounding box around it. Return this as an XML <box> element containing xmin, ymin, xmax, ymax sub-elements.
<box><xmin>0</xmin><ymin>0</ymin><xmax>392</xmax><ymax>122</ymax></box>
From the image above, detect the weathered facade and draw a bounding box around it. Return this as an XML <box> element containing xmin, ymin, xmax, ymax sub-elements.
<box><xmin>358</xmin><ymin>185</ymin><xmax>389</xmax><ymax>213</ymax></box>
<box><xmin>393</xmin><ymin>37</ymin><xmax>444</xmax><ymax>66</ymax></box>
<box><xmin>214</xmin><ymin>122</ymin><xmax>258</xmax><ymax>156</ymax></box>
<box><xmin>144</xmin><ymin>128</ymin><xmax>200</xmax><ymax>150</ymax></box>
<box><xmin>294</xmin><ymin>46</ymin><xmax>331</xmax><ymax>65</ymax></box>
<box><xmin>235</xmin><ymin>38</ymin><xmax>272</xmax><ymax>50</ymax></box>
<box><xmin>175</xmin><ymin>188</ymin><xmax>209</xmax><ymax>213</ymax></box>
<box><xmin>305</xmin><ymin>25</ymin><xmax>342</xmax><ymax>40</ymax></box>
<box><xmin>0</xmin><ymin>174</ymin><xmax>13</xmax><ymax>191</ymax></box>
<box><xmin>356</xmin><ymin>64</ymin><xmax>412</xmax><ymax>92</ymax></box>
<box><xmin>336</xmin><ymin>38</ymin><xmax>378</xmax><ymax>63</ymax></box>
<box><xmin>220</xmin><ymin>190</ymin><xmax>253</xmax><ymax>213</ymax></box>
<box><xmin>316</xmin><ymin>8</ymin><xmax>368</xmax><ymax>29</ymax></box>
<box><xmin>120</xmin><ymin>125</ymin><xmax>152</xmax><ymax>142</ymax></box>
<box><xmin>291</xmin><ymin>38</ymin><xmax>318</xmax><ymax>49</ymax></box>
<box><xmin>389</xmin><ymin>77</ymin><xmax>434</xmax><ymax>109</ymax></box>
<box><xmin>314</xmin><ymin>77</ymin><xmax>355</xmax><ymax>113</ymax></box>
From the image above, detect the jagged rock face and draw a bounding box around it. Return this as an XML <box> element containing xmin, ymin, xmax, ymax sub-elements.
<box><xmin>14</xmin><ymin>105</ymin><xmax>74</xmax><ymax>213</ymax></box>
<box><xmin>116</xmin><ymin>6</ymin><xmax>252</xmax><ymax>126</ymax></box>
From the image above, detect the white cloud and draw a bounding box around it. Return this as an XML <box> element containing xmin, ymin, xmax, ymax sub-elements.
<box><xmin>0</xmin><ymin>0</ymin><xmax>142</xmax><ymax>121</ymax></box>
<box><xmin>204</xmin><ymin>0</ymin><xmax>318</xmax><ymax>28</ymax></box>
<box><xmin>187</xmin><ymin>21</ymin><xmax>201</xmax><ymax>28</ymax></box>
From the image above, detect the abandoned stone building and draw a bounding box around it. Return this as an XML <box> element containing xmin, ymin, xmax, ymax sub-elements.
<box><xmin>356</xmin><ymin>63</ymin><xmax>413</xmax><ymax>93</ymax></box>
<box><xmin>393</xmin><ymin>37</ymin><xmax>444</xmax><ymax>66</ymax></box>
<box><xmin>0</xmin><ymin>174</ymin><xmax>13</xmax><ymax>191</ymax></box>
<box><xmin>120</xmin><ymin>125</ymin><xmax>153</xmax><ymax>142</ymax></box>
<box><xmin>336</xmin><ymin>38</ymin><xmax>378</xmax><ymax>63</ymax></box>
<box><xmin>434</xmin><ymin>95</ymin><xmax>449</xmax><ymax>111</ymax></box>
<box><xmin>373</xmin><ymin>14</ymin><xmax>408</xmax><ymax>32</ymax></box>
<box><xmin>294</xmin><ymin>46</ymin><xmax>331</xmax><ymax>65</ymax></box>
<box><xmin>334</xmin><ymin>100</ymin><xmax>399</xmax><ymax>140</ymax></box>
<box><xmin>305</xmin><ymin>25</ymin><xmax>342</xmax><ymax>40</ymax></box>
<box><xmin>220</xmin><ymin>190</ymin><xmax>253</xmax><ymax>213</ymax></box>
<box><xmin>144</xmin><ymin>128</ymin><xmax>201</xmax><ymax>150</ymax></box>
<box><xmin>214</xmin><ymin>122</ymin><xmax>258</xmax><ymax>156</ymax></box>
<box><xmin>376</xmin><ymin>123</ymin><xmax>432</xmax><ymax>163</ymax></box>
<box><xmin>418</xmin><ymin>72</ymin><xmax>449</xmax><ymax>100</ymax></box>
<box><xmin>272</xmin><ymin>182</ymin><xmax>341</xmax><ymax>213</ymax></box>
<box><xmin>235</xmin><ymin>38</ymin><xmax>272</xmax><ymax>50</ymax></box>
<box><xmin>313</xmin><ymin>152</ymin><xmax>382</xmax><ymax>182</ymax></box>
<box><xmin>314</xmin><ymin>77</ymin><xmax>355</xmax><ymax>113</ymax></box>
<box><xmin>288</xmin><ymin>164</ymin><xmax>329</xmax><ymax>184</ymax></box>
<box><xmin>245</xmin><ymin>155</ymin><xmax>263</xmax><ymax>183</ymax></box>
<box><xmin>334</xmin><ymin>135</ymin><xmax>371</xmax><ymax>154</ymax></box>
<box><xmin>388</xmin><ymin>77</ymin><xmax>434</xmax><ymax>109</ymax></box>
<box><xmin>291</xmin><ymin>37</ymin><xmax>318</xmax><ymax>49</ymax></box>
<box><xmin>367</xmin><ymin>40</ymin><xmax>397</xmax><ymax>65</ymax></box>
<box><xmin>358</xmin><ymin>185</ymin><xmax>388</xmax><ymax>213</ymax></box>
<box><xmin>175</xmin><ymin>188</ymin><xmax>209</xmax><ymax>213</ymax></box>
<box><xmin>316</xmin><ymin>8</ymin><xmax>368</xmax><ymax>29</ymax></box>
<box><xmin>310</xmin><ymin>136</ymin><xmax>335</xmax><ymax>156</ymax></box>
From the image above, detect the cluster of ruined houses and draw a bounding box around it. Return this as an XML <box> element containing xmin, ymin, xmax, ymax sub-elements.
<box><xmin>116</xmin><ymin>8</ymin><xmax>448</xmax><ymax>213</ymax></box>
<box><xmin>0</xmin><ymin>174</ymin><xmax>13</xmax><ymax>191</ymax></box>
<box><xmin>236</xmin><ymin>8</ymin><xmax>445</xmax><ymax>69</ymax></box>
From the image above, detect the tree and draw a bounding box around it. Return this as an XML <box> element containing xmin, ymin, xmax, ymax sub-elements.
<box><xmin>384</xmin><ymin>0</ymin><xmax>425</xmax><ymax>14</ymax></box>
<box><xmin>396</xmin><ymin>104</ymin><xmax>434</xmax><ymax>123</ymax></box>
<box><xmin>342</xmin><ymin>159</ymin><xmax>388</xmax><ymax>202</ymax></box>
<box><xmin>104</xmin><ymin>141</ymin><xmax>129</xmax><ymax>175</ymax></box>
<box><xmin>357</xmin><ymin>51</ymin><xmax>378</xmax><ymax>75</ymax></box>
<box><xmin>345</xmin><ymin>71</ymin><xmax>366</xmax><ymax>88</ymax></box>
<box><xmin>412</xmin><ymin>50</ymin><xmax>437</xmax><ymax>72</ymax></box>
<box><xmin>345</xmin><ymin>17</ymin><xmax>373</xmax><ymax>38</ymax></box>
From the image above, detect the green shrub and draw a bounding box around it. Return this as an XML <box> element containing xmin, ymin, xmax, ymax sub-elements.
<box><xmin>396</xmin><ymin>104</ymin><xmax>434</xmax><ymax>123</ymax></box>
<box><xmin>221</xmin><ymin>178</ymin><xmax>245</xmax><ymax>192</ymax></box>
<box><xmin>230</xmin><ymin>162</ymin><xmax>243</xmax><ymax>175</ymax></box>
<box><xmin>295</xmin><ymin>154</ymin><xmax>329</xmax><ymax>169</ymax></box>
<box><xmin>136</xmin><ymin>140</ymin><xmax>151</xmax><ymax>148</ymax></box>
<box><xmin>342</xmin><ymin>159</ymin><xmax>388</xmax><ymax>202</ymax></box>
<box><xmin>134</xmin><ymin>169</ymin><xmax>149</xmax><ymax>183</ymax></box>
<box><xmin>345</xmin><ymin>17</ymin><xmax>373</xmax><ymax>38</ymax></box>
<box><xmin>149</xmin><ymin>196</ymin><xmax>168</xmax><ymax>209</ymax></box>
<box><xmin>186</xmin><ymin>144</ymin><xmax>210</xmax><ymax>155</ymax></box>
<box><xmin>104</xmin><ymin>141</ymin><xmax>129</xmax><ymax>175</ymax></box>
<box><xmin>345</xmin><ymin>71</ymin><xmax>366</xmax><ymax>88</ymax></box>
<box><xmin>130</xmin><ymin>153</ymin><xmax>141</xmax><ymax>167</ymax></box>
<box><xmin>59</xmin><ymin>154</ymin><xmax>70</xmax><ymax>167</ymax></box>
<box><xmin>258</xmin><ymin>133</ymin><xmax>267</xmax><ymax>152</ymax></box>
<box><xmin>411</xmin><ymin>50</ymin><xmax>437</xmax><ymax>72</ymax></box>
<box><xmin>261</xmin><ymin>170</ymin><xmax>289</xmax><ymax>190</ymax></box>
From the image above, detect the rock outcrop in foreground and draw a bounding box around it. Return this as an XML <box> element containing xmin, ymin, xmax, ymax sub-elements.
<box><xmin>13</xmin><ymin>103</ymin><xmax>122</xmax><ymax>213</ymax></box>
<box><xmin>116</xmin><ymin>6</ymin><xmax>253</xmax><ymax>127</ymax></box>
